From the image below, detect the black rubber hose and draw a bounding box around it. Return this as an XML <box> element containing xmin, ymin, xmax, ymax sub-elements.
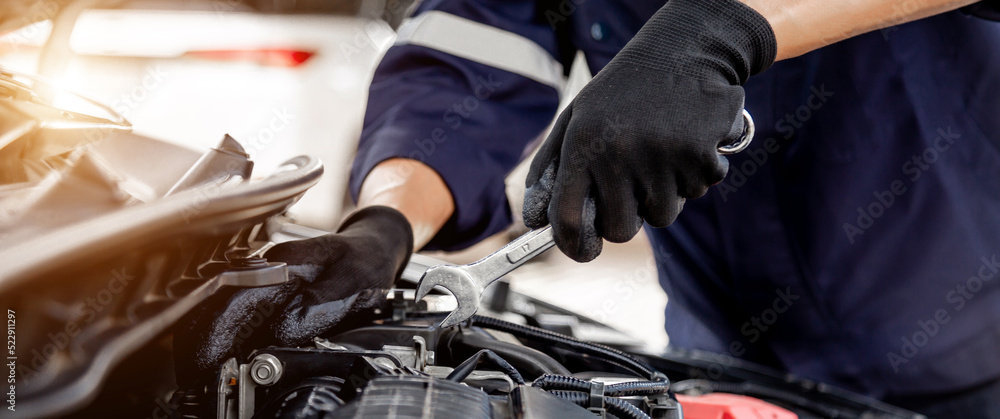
<box><xmin>548</xmin><ymin>390</ymin><xmax>651</xmax><ymax>419</ymax></box>
<box><xmin>454</xmin><ymin>330</ymin><xmax>572</xmax><ymax>378</ymax></box>
<box><xmin>470</xmin><ymin>315</ymin><xmax>661</xmax><ymax>381</ymax></box>
<box><xmin>532</xmin><ymin>374</ymin><xmax>669</xmax><ymax>397</ymax></box>
<box><xmin>606</xmin><ymin>380</ymin><xmax>670</xmax><ymax>397</ymax></box>
<box><xmin>602</xmin><ymin>396</ymin><xmax>652</xmax><ymax>419</ymax></box>
<box><xmin>446</xmin><ymin>349</ymin><xmax>525</xmax><ymax>384</ymax></box>
<box><xmin>532</xmin><ymin>374</ymin><xmax>591</xmax><ymax>391</ymax></box>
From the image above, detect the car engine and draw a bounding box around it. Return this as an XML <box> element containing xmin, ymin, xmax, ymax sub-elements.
<box><xmin>0</xmin><ymin>69</ymin><xmax>928</xmax><ymax>419</ymax></box>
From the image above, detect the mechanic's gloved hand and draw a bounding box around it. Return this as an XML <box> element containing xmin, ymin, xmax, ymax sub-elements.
<box><xmin>174</xmin><ymin>206</ymin><xmax>413</xmax><ymax>381</ymax></box>
<box><xmin>264</xmin><ymin>205</ymin><xmax>414</xmax><ymax>344</ymax></box>
<box><xmin>523</xmin><ymin>0</ymin><xmax>776</xmax><ymax>262</ymax></box>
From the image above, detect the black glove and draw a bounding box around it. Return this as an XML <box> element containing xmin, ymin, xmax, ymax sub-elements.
<box><xmin>174</xmin><ymin>206</ymin><xmax>413</xmax><ymax>383</ymax></box>
<box><xmin>264</xmin><ymin>205</ymin><xmax>414</xmax><ymax>343</ymax></box>
<box><xmin>523</xmin><ymin>0</ymin><xmax>776</xmax><ymax>262</ymax></box>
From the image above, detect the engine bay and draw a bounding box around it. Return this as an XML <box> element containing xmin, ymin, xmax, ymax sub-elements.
<box><xmin>0</xmin><ymin>68</ymin><xmax>927</xmax><ymax>419</ymax></box>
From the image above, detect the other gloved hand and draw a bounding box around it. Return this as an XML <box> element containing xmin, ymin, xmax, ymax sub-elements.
<box><xmin>523</xmin><ymin>0</ymin><xmax>776</xmax><ymax>262</ymax></box>
<box><xmin>174</xmin><ymin>206</ymin><xmax>413</xmax><ymax>382</ymax></box>
<box><xmin>263</xmin><ymin>205</ymin><xmax>414</xmax><ymax>343</ymax></box>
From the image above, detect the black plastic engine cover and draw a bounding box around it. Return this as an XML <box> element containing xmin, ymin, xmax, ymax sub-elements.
<box><xmin>331</xmin><ymin>376</ymin><xmax>490</xmax><ymax>419</ymax></box>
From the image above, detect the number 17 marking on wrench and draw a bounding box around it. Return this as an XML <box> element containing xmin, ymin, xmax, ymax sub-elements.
<box><xmin>414</xmin><ymin>226</ymin><xmax>555</xmax><ymax>327</ymax></box>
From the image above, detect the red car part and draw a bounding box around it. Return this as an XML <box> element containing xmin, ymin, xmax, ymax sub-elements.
<box><xmin>677</xmin><ymin>393</ymin><xmax>798</xmax><ymax>419</ymax></box>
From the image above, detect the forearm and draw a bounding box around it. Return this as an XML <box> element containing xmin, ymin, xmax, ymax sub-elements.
<box><xmin>356</xmin><ymin>158</ymin><xmax>455</xmax><ymax>250</ymax></box>
<box><xmin>741</xmin><ymin>0</ymin><xmax>977</xmax><ymax>60</ymax></box>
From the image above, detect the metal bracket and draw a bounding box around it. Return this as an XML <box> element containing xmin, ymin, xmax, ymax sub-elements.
<box><xmin>380</xmin><ymin>336</ymin><xmax>434</xmax><ymax>372</ymax></box>
<box><xmin>235</xmin><ymin>354</ymin><xmax>284</xmax><ymax>419</ymax></box>
<box><xmin>216</xmin><ymin>358</ymin><xmax>239</xmax><ymax>419</ymax></box>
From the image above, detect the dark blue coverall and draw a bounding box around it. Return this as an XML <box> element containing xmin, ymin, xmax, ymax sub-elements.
<box><xmin>350</xmin><ymin>0</ymin><xmax>1000</xmax><ymax>411</ymax></box>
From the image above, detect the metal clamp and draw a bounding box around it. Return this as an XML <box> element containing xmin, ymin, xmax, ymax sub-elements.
<box><xmin>588</xmin><ymin>381</ymin><xmax>606</xmax><ymax>418</ymax></box>
<box><xmin>717</xmin><ymin>109</ymin><xmax>755</xmax><ymax>155</ymax></box>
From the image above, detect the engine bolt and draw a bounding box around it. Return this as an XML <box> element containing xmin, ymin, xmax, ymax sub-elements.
<box><xmin>249</xmin><ymin>354</ymin><xmax>283</xmax><ymax>386</ymax></box>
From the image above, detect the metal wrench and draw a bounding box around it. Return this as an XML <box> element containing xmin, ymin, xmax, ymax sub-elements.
<box><xmin>414</xmin><ymin>226</ymin><xmax>555</xmax><ymax>327</ymax></box>
<box><xmin>415</xmin><ymin>109</ymin><xmax>756</xmax><ymax>327</ymax></box>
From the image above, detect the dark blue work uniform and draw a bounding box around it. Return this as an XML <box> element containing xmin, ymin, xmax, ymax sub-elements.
<box><xmin>350</xmin><ymin>0</ymin><xmax>1000</xmax><ymax>403</ymax></box>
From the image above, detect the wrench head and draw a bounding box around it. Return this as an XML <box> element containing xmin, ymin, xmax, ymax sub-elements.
<box><xmin>414</xmin><ymin>265</ymin><xmax>482</xmax><ymax>328</ymax></box>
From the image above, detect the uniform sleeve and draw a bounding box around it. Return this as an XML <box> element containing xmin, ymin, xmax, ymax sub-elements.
<box><xmin>964</xmin><ymin>0</ymin><xmax>1000</xmax><ymax>21</ymax></box>
<box><xmin>349</xmin><ymin>0</ymin><xmax>568</xmax><ymax>251</ymax></box>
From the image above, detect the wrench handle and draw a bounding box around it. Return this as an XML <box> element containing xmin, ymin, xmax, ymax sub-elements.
<box><xmin>464</xmin><ymin>226</ymin><xmax>555</xmax><ymax>289</ymax></box>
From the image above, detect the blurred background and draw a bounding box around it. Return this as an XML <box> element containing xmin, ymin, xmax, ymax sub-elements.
<box><xmin>0</xmin><ymin>0</ymin><xmax>668</xmax><ymax>350</ymax></box>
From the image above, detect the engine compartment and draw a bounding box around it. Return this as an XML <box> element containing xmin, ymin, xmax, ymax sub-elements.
<box><xmin>0</xmin><ymin>69</ymin><xmax>926</xmax><ymax>419</ymax></box>
<box><xmin>159</xmin><ymin>277</ymin><xmax>924</xmax><ymax>419</ymax></box>
<box><xmin>178</xmin><ymin>311</ymin><xmax>680</xmax><ymax>419</ymax></box>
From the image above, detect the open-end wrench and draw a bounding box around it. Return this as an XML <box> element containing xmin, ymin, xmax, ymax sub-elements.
<box><xmin>415</xmin><ymin>109</ymin><xmax>756</xmax><ymax>327</ymax></box>
<box><xmin>414</xmin><ymin>226</ymin><xmax>555</xmax><ymax>327</ymax></box>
